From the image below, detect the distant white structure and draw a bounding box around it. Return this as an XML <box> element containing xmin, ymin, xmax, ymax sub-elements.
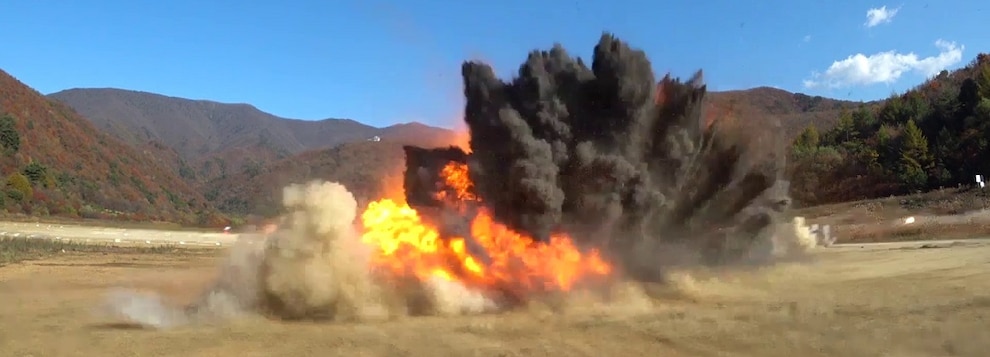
<box><xmin>976</xmin><ymin>174</ymin><xmax>985</xmax><ymax>188</ymax></box>
<box><xmin>368</xmin><ymin>136</ymin><xmax>381</xmax><ymax>142</ymax></box>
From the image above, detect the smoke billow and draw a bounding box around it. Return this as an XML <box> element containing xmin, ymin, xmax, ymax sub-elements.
<box><xmin>256</xmin><ymin>180</ymin><xmax>392</xmax><ymax>320</ymax></box>
<box><xmin>404</xmin><ymin>33</ymin><xmax>792</xmax><ymax>279</ymax></box>
<box><xmin>101</xmin><ymin>34</ymin><xmax>801</xmax><ymax>328</ymax></box>
<box><xmin>101</xmin><ymin>181</ymin><xmax>496</xmax><ymax>329</ymax></box>
<box><xmin>774</xmin><ymin>217</ymin><xmax>818</xmax><ymax>255</ymax></box>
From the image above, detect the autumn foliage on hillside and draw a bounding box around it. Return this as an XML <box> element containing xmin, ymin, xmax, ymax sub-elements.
<box><xmin>0</xmin><ymin>69</ymin><xmax>228</xmax><ymax>226</ymax></box>
<box><xmin>704</xmin><ymin>86</ymin><xmax>867</xmax><ymax>138</ymax></box>
<box><xmin>788</xmin><ymin>54</ymin><xmax>990</xmax><ymax>206</ymax></box>
<box><xmin>205</xmin><ymin>141</ymin><xmax>406</xmax><ymax>217</ymax></box>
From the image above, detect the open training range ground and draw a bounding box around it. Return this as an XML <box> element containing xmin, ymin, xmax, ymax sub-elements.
<box><xmin>1</xmin><ymin>221</ymin><xmax>989</xmax><ymax>356</ymax></box>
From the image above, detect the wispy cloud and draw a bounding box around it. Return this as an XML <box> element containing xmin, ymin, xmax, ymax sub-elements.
<box><xmin>803</xmin><ymin>40</ymin><xmax>964</xmax><ymax>89</ymax></box>
<box><xmin>803</xmin><ymin>35</ymin><xmax>812</xmax><ymax>43</ymax></box>
<box><xmin>865</xmin><ymin>5</ymin><xmax>900</xmax><ymax>27</ymax></box>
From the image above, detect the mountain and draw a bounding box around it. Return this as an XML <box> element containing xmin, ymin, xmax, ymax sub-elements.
<box><xmin>704</xmin><ymin>86</ymin><xmax>874</xmax><ymax>136</ymax></box>
<box><xmin>197</xmin><ymin>88</ymin><xmax>867</xmax><ymax>216</ymax></box>
<box><xmin>205</xmin><ymin>141</ymin><xmax>412</xmax><ymax>216</ymax></box>
<box><xmin>0</xmin><ymin>70</ymin><xmax>225</xmax><ymax>225</ymax></box>
<box><xmin>51</xmin><ymin>86</ymin><xmax>862</xmax><ymax>154</ymax></box>
<box><xmin>47</xmin><ymin>81</ymin><xmax>869</xmax><ymax>218</ymax></box>
<box><xmin>47</xmin><ymin>88</ymin><xmax>456</xmax><ymax>183</ymax></box>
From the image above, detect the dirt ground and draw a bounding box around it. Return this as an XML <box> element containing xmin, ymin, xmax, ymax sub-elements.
<box><xmin>792</xmin><ymin>188</ymin><xmax>990</xmax><ymax>243</ymax></box>
<box><xmin>1</xmin><ymin>241</ymin><xmax>988</xmax><ymax>357</ymax></box>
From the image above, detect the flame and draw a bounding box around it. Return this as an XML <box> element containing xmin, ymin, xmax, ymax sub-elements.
<box><xmin>434</xmin><ymin>162</ymin><xmax>477</xmax><ymax>203</ymax></box>
<box><xmin>360</xmin><ymin>162</ymin><xmax>611</xmax><ymax>296</ymax></box>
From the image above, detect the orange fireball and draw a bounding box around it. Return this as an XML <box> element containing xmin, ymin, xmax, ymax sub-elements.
<box><xmin>359</xmin><ymin>162</ymin><xmax>611</xmax><ymax>296</ymax></box>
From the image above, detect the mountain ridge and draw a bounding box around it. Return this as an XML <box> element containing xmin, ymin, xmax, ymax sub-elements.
<box><xmin>0</xmin><ymin>70</ymin><xmax>226</xmax><ymax>225</ymax></box>
<box><xmin>49</xmin><ymin>88</ymin><xmax>456</xmax><ymax>184</ymax></box>
<box><xmin>46</xmin><ymin>78</ymin><xmax>874</xmax><ymax>218</ymax></box>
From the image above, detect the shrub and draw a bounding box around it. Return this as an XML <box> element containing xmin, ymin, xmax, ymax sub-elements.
<box><xmin>6</xmin><ymin>173</ymin><xmax>32</xmax><ymax>202</ymax></box>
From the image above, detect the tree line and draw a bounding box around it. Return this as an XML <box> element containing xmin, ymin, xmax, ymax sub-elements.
<box><xmin>787</xmin><ymin>54</ymin><xmax>990</xmax><ymax>206</ymax></box>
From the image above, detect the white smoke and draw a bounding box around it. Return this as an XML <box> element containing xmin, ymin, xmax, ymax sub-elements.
<box><xmin>772</xmin><ymin>216</ymin><xmax>818</xmax><ymax>256</ymax></box>
<box><xmin>99</xmin><ymin>180</ymin><xmax>498</xmax><ymax>329</ymax></box>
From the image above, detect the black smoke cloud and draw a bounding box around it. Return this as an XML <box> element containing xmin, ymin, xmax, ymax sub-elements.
<box><xmin>404</xmin><ymin>33</ymin><xmax>791</xmax><ymax>277</ymax></box>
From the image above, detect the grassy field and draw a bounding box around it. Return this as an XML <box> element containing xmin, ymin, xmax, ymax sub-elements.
<box><xmin>1</xmin><ymin>188</ymin><xmax>989</xmax><ymax>356</ymax></box>
<box><xmin>1</xmin><ymin>186</ymin><xmax>986</xmax><ymax>244</ymax></box>
<box><xmin>0</xmin><ymin>240</ymin><xmax>987</xmax><ymax>356</ymax></box>
<box><xmin>795</xmin><ymin>187</ymin><xmax>990</xmax><ymax>222</ymax></box>
<box><xmin>0</xmin><ymin>237</ymin><xmax>207</xmax><ymax>266</ymax></box>
<box><xmin>0</xmin><ymin>213</ymin><xmax>224</xmax><ymax>232</ymax></box>
<box><xmin>794</xmin><ymin>187</ymin><xmax>990</xmax><ymax>243</ymax></box>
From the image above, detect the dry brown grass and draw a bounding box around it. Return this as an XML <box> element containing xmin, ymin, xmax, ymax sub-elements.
<box><xmin>1</xmin><ymin>240</ymin><xmax>989</xmax><ymax>356</ymax></box>
<box><xmin>837</xmin><ymin>221</ymin><xmax>990</xmax><ymax>244</ymax></box>
<box><xmin>0</xmin><ymin>213</ymin><xmax>217</xmax><ymax>232</ymax></box>
<box><xmin>795</xmin><ymin>187</ymin><xmax>990</xmax><ymax>223</ymax></box>
<box><xmin>0</xmin><ymin>237</ymin><xmax>204</xmax><ymax>266</ymax></box>
<box><xmin>793</xmin><ymin>187</ymin><xmax>990</xmax><ymax>243</ymax></box>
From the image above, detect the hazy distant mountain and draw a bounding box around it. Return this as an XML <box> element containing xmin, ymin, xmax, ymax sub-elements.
<box><xmin>48</xmin><ymin>85</ymin><xmax>868</xmax><ymax>217</ymax></box>
<box><xmin>48</xmin><ymin>88</ymin><xmax>455</xmax><ymax>183</ymax></box>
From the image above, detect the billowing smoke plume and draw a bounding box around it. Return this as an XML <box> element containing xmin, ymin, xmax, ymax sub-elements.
<box><xmin>101</xmin><ymin>181</ymin><xmax>496</xmax><ymax>329</ymax></box>
<box><xmin>101</xmin><ymin>34</ymin><xmax>796</xmax><ymax>329</ymax></box>
<box><xmin>404</xmin><ymin>33</ymin><xmax>791</xmax><ymax>278</ymax></box>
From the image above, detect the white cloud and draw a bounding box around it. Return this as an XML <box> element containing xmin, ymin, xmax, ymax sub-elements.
<box><xmin>803</xmin><ymin>35</ymin><xmax>812</xmax><ymax>43</ymax></box>
<box><xmin>803</xmin><ymin>40</ymin><xmax>964</xmax><ymax>89</ymax></box>
<box><xmin>865</xmin><ymin>5</ymin><xmax>900</xmax><ymax>27</ymax></box>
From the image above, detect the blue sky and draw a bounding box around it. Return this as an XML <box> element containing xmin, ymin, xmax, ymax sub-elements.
<box><xmin>1</xmin><ymin>0</ymin><xmax>986</xmax><ymax>128</ymax></box>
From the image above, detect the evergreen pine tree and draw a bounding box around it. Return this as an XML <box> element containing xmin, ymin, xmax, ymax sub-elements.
<box><xmin>897</xmin><ymin>120</ymin><xmax>933</xmax><ymax>190</ymax></box>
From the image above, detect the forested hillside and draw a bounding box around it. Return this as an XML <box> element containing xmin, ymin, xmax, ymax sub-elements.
<box><xmin>0</xmin><ymin>69</ymin><xmax>228</xmax><ymax>225</ymax></box>
<box><xmin>789</xmin><ymin>53</ymin><xmax>990</xmax><ymax>206</ymax></box>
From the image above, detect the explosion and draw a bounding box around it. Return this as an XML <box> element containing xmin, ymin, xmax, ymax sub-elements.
<box><xmin>360</xmin><ymin>161</ymin><xmax>612</xmax><ymax>302</ymax></box>
<box><xmin>405</xmin><ymin>33</ymin><xmax>790</xmax><ymax>279</ymax></box>
<box><xmin>351</xmin><ymin>32</ymin><xmax>790</xmax><ymax>306</ymax></box>
<box><xmin>101</xmin><ymin>33</ymin><xmax>793</xmax><ymax>329</ymax></box>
